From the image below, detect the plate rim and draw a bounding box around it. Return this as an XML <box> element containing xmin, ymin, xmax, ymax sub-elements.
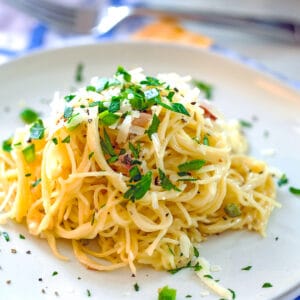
<box><xmin>0</xmin><ymin>40</ymin><xmax>299</xmax><ymax>300</ymax></box>
<box><xmin>0</xmin><ymin>40</ymin><xmax>299</xmax><ymax>98</ymax></box>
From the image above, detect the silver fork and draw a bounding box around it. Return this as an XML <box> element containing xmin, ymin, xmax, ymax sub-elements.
<box><xmin>4</xmin><ymin>0</ymin><xmax>300</xmax><ymax>42</ymax></box>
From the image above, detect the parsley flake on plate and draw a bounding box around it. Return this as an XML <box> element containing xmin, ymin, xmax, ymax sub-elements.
<box><xmin>239</xmin><ymin>119</ymin><xmax>252</xmax><ymax>128</ymax></box>
<box><xmin>262</xmin><ymin>282</ymin><xmax>273</xmax><ymax>288</ymax></box>
<box><xmin>1</xmin><ymin>231</ymin><xmax>10</xmax><ymax>242</ymax></box>
<box><xmin>289</xmin><ymin>186</ymin><xmax>300</xmax><ymax>195</ymax></box>
<box><xmin>241</xmin><ymin>266</ymin><xmax>252</xmax><ymax>271</ymax></box>
<box><xmin>158</xmin><ymin>285</ymin><xmax>177</xmax><ymax>300</ymax></box>
<box><xmin>134</xmin><ymin>283</ymin><xmax>140</xmax><ymax>292</ymax></box>
<box><xmin>75</xmin><ymin>62</ymin><xmax>84</xmax><ymax>83</ymax></box>
<box><xmin>277</xmin><ymin>174</ymin><xmax>288</xmax><ymax>187</ymax></box>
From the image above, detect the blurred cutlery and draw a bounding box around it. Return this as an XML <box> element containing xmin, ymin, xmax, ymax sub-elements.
<box><xmin>4</xmin><ymin>0</ymin><xmax>300</xmax><ymax>42</ymax></box>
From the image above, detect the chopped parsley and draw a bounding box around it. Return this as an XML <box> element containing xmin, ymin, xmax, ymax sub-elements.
<box><xmin>158</xmin><ymin>101</ymin><xmax>190</xmax><ymax>116</ymax></box>
<box><xmin>64</xmin><ymin>94</ymin><xmax>76</xmax><ymax>102</ymax></box>
<box><xmin>289</xmin><ymin>186</ymin><xmax>300</xmax><ymax>195</ymax></box>
<box><xmin>124</xmin><ymin>171</ymin><xmax>152</xmax><ymax>202</ymax></box>
<box><xmin>75</xmin><ymin>63</ymin><xmax>84</xmax><ymax>82</ymax></box>
<box><xmin>52</xmin><ymin>138</ymin><xmax>58</xmax><ymax>145</ymax></box>
<box><xmin>1</xmin><ymin>231</ymin><xmax>10</xmax><ymax>242</ymax></box>
<box><xmin>116</xmin><ymin>66</ymin><xmax>131</xmax><ymax>82</ymax></box>
<box><xmin>94</xmin><ymin>77</ymin><xmax>121</xmax><ymax>92</ymax></box>
<box><xmin>22</xmin><ymin>144</ymin><xmax>35</xmax><ymax>163</ymax></box>
<box><xmin>140</xmin><ymin>76</ymin><xmax>162</xmax><ymax>86</ymax></box>
<box><xmin>239</xmin><ymin>120</ymin><xmax>252</xmax><ymax>128</ymax></box>
<box><xmin>241</xmin><ymin>266</ymin><xmax>252</xmax><ymax>271</ymax></box>
<box><xmin>107</xmin><ymin>156</ymin><xmax>118</xmax><ymax>163</ymax></box>
<box><xmin>168</xmin><ymin>261</ymin><xmax>202</xmax><ymax>274</ymax></box>
<box><xmin>63</xmin><ymin>106</ymin><xmax>73</xmax><ymax>119</ymax></box>
<box><xmin>25</xmin><ymin>173</ymin><xmax>31</xmax><ymax>177</ymax></box>
<box><xmin>30</xmin><ymin>119</ymin><xmax>45</xmax><ymax>140</ymax></box>
<box><xmin>62</xmin><ymin>135</ymin><xmax>70</xmax><ymax>143</ymax></box>
<box><xmin>158</xmin><ymin>169</ymin><xmax>180</xmax><ymax>192</ymax></box>
<box><xmin>20</xmin><ymin>108</ymin><xmax>39</xmax><ymax>124</ymax></box>
<box><xmin>277</xmin><ymin>174</ymin><xmax>288</xmax><ymax>187</ymax></box>
<box><xmin>86</xmin><ymin>85</ymin><xmax>96</xmax><ymax>92</ymax></box>
<box><xmin>192</xmin><ymin>80</ymin><xmax>213</xmax><ymax>100</ymax></box>
<box><xmin>86</xmin><ymin>289</ymin><xmax>91</xmax><ymax>297</ymax></box>
<box><xmin>88</xmin><ymin>152</ymin><xmax>94</xmax><ymax>160</ymax></box>
<box><xmin>193</xmin><ymin>246</ymin><xmax>199</xmax><ymax>258</ymax></box>
<box><xmin>133</xmin><ymin>283</ymin><xmax>139</xmax><ymax>292</ymax></box>
<box><xmin>262</xmin><ymin>282</ymin><xmax>272</xmax><ymax>288</ymax></box>
<box><xmin>158</xmin><ymin>286</ymin><xmax>177</xmax><ymax>300</ymax></box>
<box><xmin>167</xmin><ymin>91</ymin><xmax>175</xmax><ymax>101</ymax></box>
<box><xmin>100</xmin><ymin>129</ymin><xmax>117</xmax><ymax>160</ymax></box>
<box><xmin>224</xmin><ymin>203</ymin><xmax>241</xmax><ymax>218</ymax></box>
<box><xmin>2</xmin><ymin>138</ymin><xmax>12</xmax><ymax>152</ymax></box>
<box><xmin>228</xmin><ymin>288</ymin><xmax>236</xmax><ymax>299</ymax></box>
<box><xmin>129</xmin><ymin>166</ymin><xmax>142</xmax><ymax>182</ymax></box>
<box><xmin>178</xmin><ymin>160</ymin><xmax>206</xmax><ymax>172</ymax></box>
<box><xmin>32</xmin><ymin>178</ymin><xmax>41</xmax><ymax>188</ymax></box>
<box><xmin>185</xmin><ymin>295</ymin><xmax>192</xmax><ymax>298</ymax></box>
<box><xmin>125</xmin><ymin>86</ymin><xmax>148</xmax><ymax>110</ymax></box>
<box><xmin>177</xmin><ymin>178</ymin><xmax>198</xmax><ymax>182</ymax></box>
<box><xmin>203</xmin><ymin>135</ymin><xmax>209</xmax><ymax>146</ymax></box>
<box><xmin>129</xmin><ymin>142</ymin><xmax>140</xmax><ymax>159</ymax></box>
<box><xmin>65</xmin><ymin>112</ymin><xmax>81</xmax><ymax>130</ymax></box>
<box><xmin>146</xmin><ymin>114</ymin><xmax>160</xmax><ymax>140</ymax></box>
<box><xmin>108</xmin><ymin>96</ymin><xmax>121</xmax><ymax>113</ymax></box>
<box><xmin>203</xmin><ymin>274</ymin><xmax>213</xmax><ymax>279</ymax></box>
<box><xmin>19</xmin><ymin>234</ymin><xmax>25</xmax><ymax>239</ymax></box>
<box><xmin>52</xmin><ymin>271</ymin><xmax>58</xmax><ymax>276</ymax></box>
<box><xmin>98</xmin><ymin>110</ymin><xmax>119</xmax><ymax>126</ymax></box>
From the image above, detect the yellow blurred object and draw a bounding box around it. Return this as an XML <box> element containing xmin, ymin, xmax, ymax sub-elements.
<box><xmin>133</xmin><ymin>18</ymin><xmax>212</xmax><ymax>48</ymax></box>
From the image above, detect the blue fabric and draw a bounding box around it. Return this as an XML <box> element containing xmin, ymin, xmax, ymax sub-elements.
<box><xmin>26</xmin><ymin>24</ymin><xmax>48</xmax><ymax>50</ymax></box>
<box><xmin>0</xmin><ymin>48</ymin><xmax>18</xmax><ymax>57</ymax></box>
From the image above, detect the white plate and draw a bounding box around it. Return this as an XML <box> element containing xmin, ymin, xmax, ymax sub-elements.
<box><xmin>0</xmin><ymin>42</ymin><xmax>299</xmax><ymax>300</ymax></box>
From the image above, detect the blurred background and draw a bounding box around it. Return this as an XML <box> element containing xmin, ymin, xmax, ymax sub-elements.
<box><xmin>0</xmin><ymin>0</ymin><xmax>299</xmax><ymax>87</ymax></box>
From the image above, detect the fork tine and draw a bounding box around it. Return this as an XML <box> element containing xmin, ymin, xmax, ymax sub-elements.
<box><xmin>26</xmin><ymin>0</ymin><xmax>77</xmax><ymax>19</ymax></box>
<box><xmin>5</xmin><ymin>0</ymin><xmax>99</xmax><ymax>34</ymax></box>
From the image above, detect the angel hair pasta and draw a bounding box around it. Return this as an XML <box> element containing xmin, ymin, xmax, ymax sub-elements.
<box><xmin>0</xmin><ymin>67</ymin><xmax>278</xmax><ymax>299</ymax></box>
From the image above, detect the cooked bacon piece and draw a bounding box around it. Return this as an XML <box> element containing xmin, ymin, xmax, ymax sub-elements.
<box><xmin>111</xmin><ymin>154</ymin><xmax>132</xmax><ymax>176</ymax></box>
<box><xmin>200</xmin><ymin>104</ymin><xmax>217</xmax><ymax>121</ymax></box>
<box><xmin>132</xmin><ymin>112</ymin><xmax>152</xmax><ymax>128</ymax></box>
